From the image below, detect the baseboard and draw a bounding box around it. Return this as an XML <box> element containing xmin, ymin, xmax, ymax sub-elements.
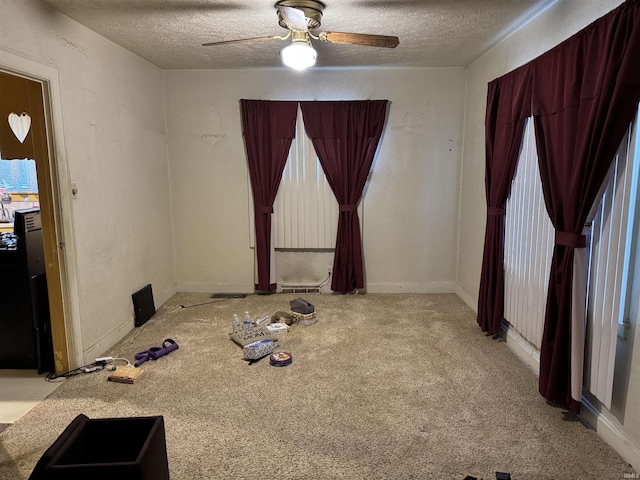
<box><xmin>174</xmin><ymin>281</ymin><xmax>467</xmax><ymax>296</ymax></box>
<box><xmin>457</xmin><ymin>281</ymin><xmax>541</xmax><ymax>374</ymax></box>
<box><xmin>581</xmin><ymin>396</ymin><xmax>640</xmax><ymax>472</ymax></box>
<box><xmin>156</xmin><ymin>282</ymin><xmax>178</xmax><ymax>306</ymax></box>
<box><xmin>366</xmin><ymin>281</ymin><xmax>457</xmax><ymax>294</ymax></box>
<box><xmin>82</xmin><ymin>317</ymin><xmax>132</xmax><ymax>365</ymax></box>
<box><xmin>500</xmin><ymin>320</ymin><xmax>540</xmax><ymax>374</ymax></box>
<box><xmin>453</xmin><ymin>283</ymin><xmax>540</xmax><ymax>373</ymax></box>
<box><xmin>80</xmin><ymin>283</ymin><xmax>176</xmax><ymax>364</ymax></box>
<box><xmin>175</xmin><ymin>282</ymin><xmax>254</xmax><ymax>294</ymax></box>
<box><xmin>454</xmin><ymin>284</ymin><xmax>478</xmax><ymax>313</ymax></box>
<box><xmin>174</xmin><ymin>281</ymin><xmax>458</xmax><ymax>295</ymax></box>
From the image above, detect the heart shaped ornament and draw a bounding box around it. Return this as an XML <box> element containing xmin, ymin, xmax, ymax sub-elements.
<box><xmin>8</xmin><ymin>112</ymin><xmax>32</xmax><ymax>144</ymax></box>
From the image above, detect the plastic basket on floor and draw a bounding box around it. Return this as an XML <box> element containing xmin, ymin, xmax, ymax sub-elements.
<box><xmin>290</xmin><ymin>310</ymin><xmax>317</xmax><ymax>326</ymax></box>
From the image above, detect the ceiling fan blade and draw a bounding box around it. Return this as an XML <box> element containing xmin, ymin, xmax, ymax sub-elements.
<box><xmin>318</xmin><ymin>32</ymin><xmax>399</xmax><ymax>48</ymax></box>
<box><xmin>202</xmin><ymin>36</ymin><xmax>284</xmax><ymax>47</ymax></box>
<box><xmin>277</xmin><ymin>5</ymin><xmax>308</xmax><ymax>32</ymax></box>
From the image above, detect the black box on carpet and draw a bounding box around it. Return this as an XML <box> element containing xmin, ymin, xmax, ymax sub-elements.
<box><xmin>29</xmin><ymin>414</ymin><xmax>169</xmax><ymax>480</ymax></box>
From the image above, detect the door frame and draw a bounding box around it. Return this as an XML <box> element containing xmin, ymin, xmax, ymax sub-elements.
<box><xmin>0</xmin><ymin>49</ymin><xmax>82</xmax><ymax>373</ymax></box>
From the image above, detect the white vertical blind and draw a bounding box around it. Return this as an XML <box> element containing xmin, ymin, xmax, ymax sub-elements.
<box><xmin>248</xmin><ymin>107</ymin><xmax>365</xmax><ymax>250</ymax></box>
<box><xmin>504</xmin><ymin>118</ymin><xmax>554</xmax><ymax>349</ymax></box>
<box><xmin>584</xmin><ymin>123</ymin><xmax>637</xmax><ymax>409</ymax></box>
<box><xmin>273</xmin><ymin>108</ymin><xmax>338</xmax><ymax>249</ymax></box>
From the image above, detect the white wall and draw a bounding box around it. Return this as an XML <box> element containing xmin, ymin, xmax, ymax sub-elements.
<box><xmin>164</xmin><ymin>68</ymin><xmax>466</xmax><ymax>294</ymax></box>
<box><xmin>457</xmin><ymin>0</ymin><xmax>640</xmax><ymax>469</ymax></box>
<box><xmin>0</xmin><ymin>0</ymin><xmax>175</xmax><ymax>364</ymax></box>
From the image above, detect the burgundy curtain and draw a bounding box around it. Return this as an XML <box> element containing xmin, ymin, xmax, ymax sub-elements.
<box><xmin>531</xmin><ymin>1</ymin><xmax>640</xmax><ymax>412</ymax></box>
<box><xmin>240</xmin><ymin>99</ymin><xmax>298</xmax><ymax>293</ymax></box>
<box><xmin>300</xmin><ymin>100</ymin><xmax>388</xmax><ymax>293</ymax></box>
<box><xmin>477</xmin><ymin>66</ymin><xmax>532</xmax><ymax>335</ymax></box>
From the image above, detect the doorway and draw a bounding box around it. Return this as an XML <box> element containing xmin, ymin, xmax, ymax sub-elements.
<box><xmin>0</xmin><ymin>69</ymin><xmax>69</xmax><ymax>374</ymax></box>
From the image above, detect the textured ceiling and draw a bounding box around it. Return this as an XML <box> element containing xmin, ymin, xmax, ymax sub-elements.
<box><xmin>39</xmin><ymin>0</ymin><xmax>555</xmax><ymax>69</ymax></box>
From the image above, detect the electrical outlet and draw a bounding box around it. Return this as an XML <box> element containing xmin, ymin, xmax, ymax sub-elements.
<box><xmin>327</xmin><ymin>266</ymin><xmax>332</xmax><ymax>276</ymax></box>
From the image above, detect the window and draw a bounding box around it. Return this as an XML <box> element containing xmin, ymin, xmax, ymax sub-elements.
<box><xmin>0</xmin><ymin>158</ymin><xmax>38</xmax><ymax>192</ymax></box>
<box><xmin>248</xmin><ymin>107</ymin><xmax>363</xmax><ymax>250</ymax></box>
<box><xmin>273</xmin><ymin>108</ymin><xmax>338</xmax><ymax>250</ymax></box>
<box><xmin>584</xmin><ymin>117</ymin><xmax>638</xmax><ymax>408</ymax></box>
<box><xmin>0</xmin><ymin>157</ymin><xmax>39</xmax><ymax>224</ymax></box>
<box><xmin>504</xmin><ymin>118</ymin><xmax>553</xmax><ymax>349</ymax></box>
<box><xmin>504</xmin><ymin>111</ymin><xmax>640</xmax><ymax>408</ymax></box>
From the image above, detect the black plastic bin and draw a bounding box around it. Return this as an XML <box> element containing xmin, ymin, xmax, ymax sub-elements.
<box><xmin>29</xmin><ymin>414</ymin><xmax>169</xmax><ymax>480</ymax></box>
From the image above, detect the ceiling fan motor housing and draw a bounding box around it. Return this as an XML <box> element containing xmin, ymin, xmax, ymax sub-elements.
<box><xmin>276</xmin><ymin>0</ymin><xmax>325</xmax><ymax>30</ymax></box>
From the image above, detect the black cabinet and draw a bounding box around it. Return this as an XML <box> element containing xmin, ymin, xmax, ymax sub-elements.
<box><xmin>0</xmin><ymin>209</ymin><xmax>54</xmax><ymax>372</ymax></box>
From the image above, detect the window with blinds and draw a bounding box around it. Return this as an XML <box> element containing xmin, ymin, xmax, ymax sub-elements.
<box><xmin>273</xmin><ymin>108</ymin><xmax>338</xmax><ymax>250</ymax></box>
<box><xmin>584</xmin><ymin>120</ymin><xmax>638</xmax><ymax>409</ymax></box>
<box><xmin>248</xmin><ymin>107</ymin><xmax>363</xmax><ymax>250</ymax></box>
<box><xmin>504</xmin><ymin>118</ymin><xmax>554</xmax><ymax>349</ymax></box>
<box><xmin>504</xmin><ymin>113</ymin><xmax>639</xmax><ymax>409</ymax></box>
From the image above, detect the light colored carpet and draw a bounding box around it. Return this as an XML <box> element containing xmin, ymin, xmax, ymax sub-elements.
<box><xmin>0</xmin><ymin>293</ymin><xmax>634</xmax><ymax>479</ymax></box>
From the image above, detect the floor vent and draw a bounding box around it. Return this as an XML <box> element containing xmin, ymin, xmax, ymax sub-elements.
<box><xmin>281</xmin><ymin>288</ymin><xmax>320</xmax><ymax>294</ymax></box>
<box><xmin>210</xmin><ymin>293</ymin><xmax>247</xmax><ymax>299</ymax></box>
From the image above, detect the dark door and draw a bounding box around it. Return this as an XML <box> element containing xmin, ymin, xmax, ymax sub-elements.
<box><xmin>0</xmin><ymin>71</ymin><xmax>62</xmax><ymax>373</ymax></box>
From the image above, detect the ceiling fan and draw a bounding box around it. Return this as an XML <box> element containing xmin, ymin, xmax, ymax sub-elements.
<box><xmin>202</xmin><ymin>0</ymin><xmax>399</xmax><ymax>70</ymax></box>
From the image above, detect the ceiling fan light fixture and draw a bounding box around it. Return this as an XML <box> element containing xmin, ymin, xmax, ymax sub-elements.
<box><xmin>281</xmin><ymin>42</ymin><xmax>317</xmax><ymax>70</ymax></box>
